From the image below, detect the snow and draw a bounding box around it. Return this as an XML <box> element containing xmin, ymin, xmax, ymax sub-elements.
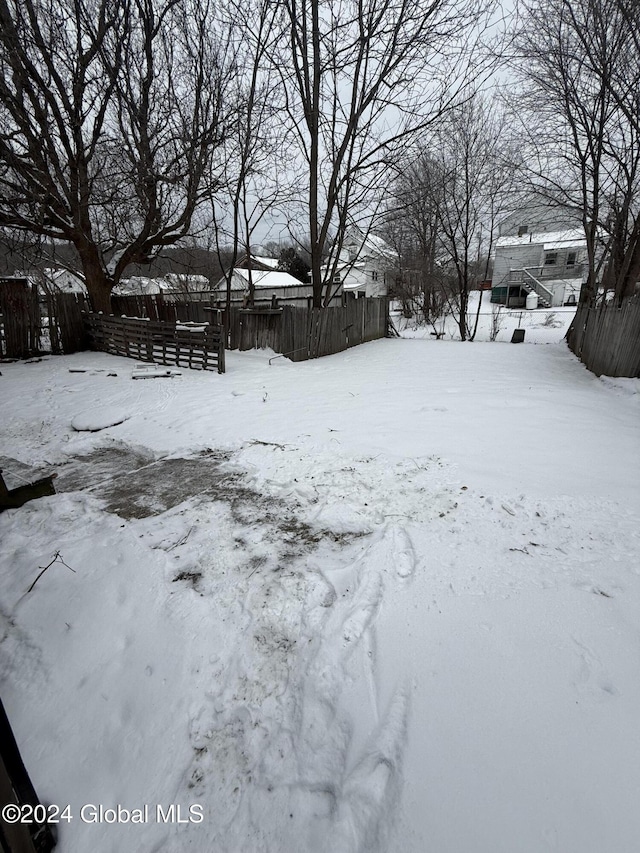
<box><xmin>361</xmin><ymin>232</ymin><xmax>398</xmax><ymax>259</ymax></box>
<box><xmin>393</xmin><ymin>297</ymin><xmax>578</xmax><ymax>345</ymax></box>
<box><xmin>233</xmin><ymin>268</ymin><xmax>303</xmax><ymax>289</ymax></box>
<box><xmin>495</xmin><ymin>228</ymin><xmax>585</xmax><ymax>249</ymax></box>
<box><xmin>1</xmin><ymin>314</ymin><xmax>639</xmax><ymax>853</ymax></box>
<box><xmin>70</xmin><ymin>407</ymin><xmax>131</xmax><ymax>432</ymax></box>
<box><xmin>251</xmin><ymin>256</ymin><xmax>280</xmax><ymax>269</ymax></box>
<box><xmin>131</xmin><ymin>366</ymin><xmax>182</xmax><ymax>379</ymax></box>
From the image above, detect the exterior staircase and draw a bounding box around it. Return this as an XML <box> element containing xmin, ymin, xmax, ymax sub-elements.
<box><xmin>521</xmin><ymin>269</ymin><xmax>553</xmax><ymax>307</ymax></box>
<box><xmin>504</xmin><ymin>269</ymin><xmax>553</xmax><ymax>308</ymax></box>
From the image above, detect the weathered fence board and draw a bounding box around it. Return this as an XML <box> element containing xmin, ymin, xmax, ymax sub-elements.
<box><xmin>0</xmin><ymin>278</ymin><xmax>41</xmax><ymax>358</ymax></box>
<box><xmin>111</xmin><ymin>294</ymin><xmax>213</xmax><ymax>323</ymax></box>
<box><xmin>0</xmin><ymin>697</ymin><xmax>57</xmax><ymax>853</ymax></box>
<box><xmin>567</xmin><ymin>297</ymin><xmax>640</xmax><ymax>377</ymax></box>
<box><xmin>45</xmin><ymin>292</ymin><xmax>89</xmax><ymax>354</ymax></box>
<box><xmin>237</xmin><ymin>309</ymin><xmax>283</xmax><ymax>352</ymax></box>
<box><xmin>269</xmin><ymin>298</ymin><xmax>389</xmax><ymax>360</ymax></box>
<box><xmin>85</xmin><ymin>314</ymin><xmax>225</xmax><ymax>373</ymax></box>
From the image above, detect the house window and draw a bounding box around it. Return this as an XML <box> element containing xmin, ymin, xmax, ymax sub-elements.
<box><xmin>371</xmin><ymin>270</ymin><xmax>379</xmax><ymax>281</ymax></box>
<box><xmin>544</xmin><ymin>251</ymin><xmax>557</xmax><ymax>266</ymax></box>
<box><xmin>333</xmin><ymin>272</ymin><xmax>341</xmax><ymax>283</ymax></box>
<box><xmin>518</xmin><ymin>225</ymin><xmax>528</xmax><ymax>237</ymax></box>
<box><xmin>566</xmin><ymin>251</ymin><xmax>577</xmax><ymax>267</ymax></box>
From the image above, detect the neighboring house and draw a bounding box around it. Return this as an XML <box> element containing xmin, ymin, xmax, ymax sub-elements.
<box><xmin>115</xmin><ymin>274</ymin><xmax>209</xmax><ymax>298</ymax></box>
<box><xmin>497</xmin><ymin>202</ymin><xmax>582</xmax><ymax>239</ymax></box>
<box><xmin>214</xmin><ymin>237</ymin><xmax>397</xmax><ymax>305</ymax></box>
<box><xmin>492</xmin><ymin>216</ymin><xmax>588</xmax><ymax>308</ymax></box>
<box><xmin>212</xmin><ymin>267</ymin><xmax>318</xmax><ymax>305</ymax></box>
<box><xmin>234</xmin><ymin>254</ymin><xmax>280</xmax><ymax>272</ymax></box>
<box><xmin>115</xmin><ymin>276</ymin><xmax>171</xmax><ymax>296</ymax></box>
<box><xmin>164</xmin><ymin>273</ymin><xmax>209</xmax><ymax>294</ymax></box>
<box><xmin>14</xmin><ymin>268</ymin><xmax>87</xmax><ymax>295</ymax></box>
<box><xmin>43</xmin><ymin>268</ymin><xmax>87</xmax><ymax>294</ymax></box>
<box><xmin>323</xmin><ymin>227</ymin><xmax>398</xmax><ymax>298</ymax></box>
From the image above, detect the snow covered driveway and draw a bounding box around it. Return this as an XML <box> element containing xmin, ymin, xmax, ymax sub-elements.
<box><xmin>1</xmin><ymin>338</ymin><xmax>639</xmax><ymax>853</ymax></box>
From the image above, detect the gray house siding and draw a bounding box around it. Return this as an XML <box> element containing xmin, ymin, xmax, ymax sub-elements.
<box><xmin>493</xmin><ymin>244</ymin><xmax>543</xmax><ymax>285</ymax></box>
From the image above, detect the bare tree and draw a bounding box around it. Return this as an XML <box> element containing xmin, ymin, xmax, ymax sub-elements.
<box><xmin>383</xmin><ymin>152</ymin><xmax>447</xmax><ymax>322</ymax></box>
<box><xmin>386</xmin><ymin>93</ymin><xmax>516</xmax><ymax>339</ymax></box>
<box><xmin>209</xmin><ymin>0</ymin><xmax>293</xmax><ymax>312</ymax></box>
<box><xmin>511</xmin><ymin>0</ymin><xmax>640</xmax><ymax>306</ymax></box>
<box><xmin>0</xmin><ymin>0</ymin><xmax>228</xmax><ymax>311</ymax></box>
<box><xmin>274</xmin><ymin>0</ymin><xmax>494</xmax><ymax>308</ymax></box>
<box><xmin>432</xmin><ymin>95</ymin><xmax>516</xmax><ymax>339</ymax></box>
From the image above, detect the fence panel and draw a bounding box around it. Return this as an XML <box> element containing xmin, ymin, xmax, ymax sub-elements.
<box><xmin>346</xmin><ymin>298</ymin><xmax>363</xmax><ymax>347</ymax></box>
<box><xmin>1</xmin><ymin>290</ymin><xmax>389</xmax><ymax>363</ymax></box>
<box><xmin>237</xmin><ymin>309</ymin><xmax>282</xmax><ymax>352</ymax></box>
<box><xmin>0</xmin><ymin>278</ymin><xmax>41</xmax><ymax>358</ymax></box>
<box><xmin>567</xmin><ymin>297</ymin><xmax>640</xmax><ymax>377</ymax></box>
<box><xmin>45</xmin><ymin>292</ymin><xmax>89</xmax><ymax>354</ymax></box>
<box><xmin>85</xmin><ymin>314</ymin><xmax>225</xmax><ymax>373</ymax></box>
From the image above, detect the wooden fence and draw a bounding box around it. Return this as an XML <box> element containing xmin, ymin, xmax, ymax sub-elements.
<box><xmin>0</xmin><ymin>697</ymin><xmax>56</xmax><ymax>852</ymax></box>
<box><xmin>44</xmin><ymin>292</ymin><xmax>88</xmax><ymax>354</ymax></box>
<box><xmin>2</xmin><ymin>283</ymin><xmax>387</xmax><ymax>365</ymax></box>
<box><xmin>110</xmin><ymin>293</ymin><xmax>213</xmax><ymax>323</ymax></box>
<box><xmin>0</xmin><ymin>278</ymin><xmax>41</xmax><ymax>358</ymax></box>
<box><xmin>85</xmin><ymin>313</ymin><xmax>225</xmax><ymax>373</ymax></box>
<box><xmin>0</xmin><ymin>278</ymin><xmax>88</xmax><ymax>358</ymax></box>
<box><xmin>236</xmin><ymin>297</ymin><xmax>389</xmax><ymax>360</ymax></box>
<box><xmin>567</xmin><ymin>297</ymin><xmax>640</xmax><ymax>377</ymax></box>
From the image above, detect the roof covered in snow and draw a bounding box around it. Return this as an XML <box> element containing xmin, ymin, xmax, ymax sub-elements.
<box><xmin>342</xmin><ymin>227</ymin><xmax>398</xmax><ymax>262</ymax></box>
<box><xmin>251</xmin><ymin>256</ymin><xmax>279</xmax><ymax>270</ymax></box>
<box><xmin>215</xmin><ymin>268</ymin><xmax>305</xmax><ymax>291</ymax></box>
<box><xmin>495</xmin><ymin>229</ymin><xmax>586</xmax><ymax>250</ymax></box>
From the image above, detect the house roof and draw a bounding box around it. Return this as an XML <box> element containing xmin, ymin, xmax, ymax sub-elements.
<box><xmin>215</xmin><ymin>268</ymin><xmax>305</xmax><ymax>291</ymax></box>
<box><xmin>116</xmin><ymin>276</ymin><xmax>170</xmax><ymax>295</ymax></box>
<box><xmin>362</xmin><ymin>232</ymin><xmax>398</xmax><ymax>259</ymax></box>
<box><xmin>343</xmin><ymin>227</ymin><xmax>398</xmax><ymax>261</ymax></box>
<box><xmin>252</xmin><ymin>256</ymin><xmax>279</xmax><ymax>269</ymax></box>
<box><xmin>235</xmin><ymin>254</ymin><xmax>280</xmax><ymax>271</ymax></box>
<box><xmin>495</xmin><ymin>228</ymin><xmax>586</xmax><ymax>250</ymax></box>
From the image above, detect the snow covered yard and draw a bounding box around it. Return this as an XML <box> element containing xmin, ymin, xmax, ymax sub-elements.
<box><xmin>1</xmin><ymin>331</ymin><xmax>639</xmax><ymax>853</ymax></box>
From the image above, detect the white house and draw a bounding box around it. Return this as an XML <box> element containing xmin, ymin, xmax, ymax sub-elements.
<box><xmin>497</xmin><ymin>202</ymin><xmax>582</xmax><ymax>239</ymax></box>
<box><xmin>212</xmin><ymin>267</ymin><xmax>315</xmax><ymax>305</ymax></box>
<box><xmin>18</xmin><ymin>268</ymin><xmax>88</xmax><ymax>295</ymax></box>
<box><xmin>325</xmin><ymin>227</ymin><xmax>398</xmax><ymax>298</ymax></box>
<box><xmin>115</xmin><ymin>274</ymin><xmax>209</xmax><ymax>298</ymax></box>
<box><xmin>492</xmin><ymin>203</ymin><xmax>588</xmax><ymax>307</ymax></box>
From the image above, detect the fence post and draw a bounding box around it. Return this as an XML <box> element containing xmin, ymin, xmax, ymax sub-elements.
<box><xmin>0</xmin><ymin>698</ymin><xmax>57</xmax><ymax>852</ymax></box>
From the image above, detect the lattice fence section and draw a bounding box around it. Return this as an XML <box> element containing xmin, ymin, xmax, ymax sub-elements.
<box><xmin>85</xmin><ymin>313</ymin><xmax>225</xmax><ymax>373</ymax></box>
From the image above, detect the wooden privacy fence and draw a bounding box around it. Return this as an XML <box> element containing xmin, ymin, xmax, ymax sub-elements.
<box><xmin>44</xmin><ymin>292</ymin><xmax>88</xmax><ymax>354</ymax></box>
<box><xmin>85</xmin><ymin>313</ymin><xmax>225</xmax><ymax>373</ymax></box>
<box><xmin>0</xmin><ymin>277</ymin><xmax>41</xmax><ymax>358</ymax></box>
<box><xmin>0</xmin><ymin>278</ymin><xmax>88</xmax><ymax>358</ymax></box>
<box><xmin>567</xmin><ymin>297</ymin><xmax>640</xmax><ymax>377</ymax></box>
<box><xmin>235</xmin><ymin>297</ymin><xmax>389</xmax><ymax>360</ymax></box>
<box><xmin>2</xmin><ymin>283</ymin><xmax>386</xmax><ymax>365</ymax></box>
<box><xmin>111</xmin><ymin>294</ymin><xmax>212</xmax><ymax>323</ymax></box>
<box><xmin>0</xmin><ymin>697</ymin><xmax>56</xmax><ymax>852</ymax></box>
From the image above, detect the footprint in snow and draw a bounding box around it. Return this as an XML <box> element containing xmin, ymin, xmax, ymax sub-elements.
<box><xmin>572</xmin><ymin>636</ymin><xmax>619</xmax><ymax>702</ymax></box>
<box><xmin>387</xmin><ymin>525</ymin><xmax>417</xmax><ymax>579</ymax></box>
<box><xmin>342</xmin><ymin>572</ymin><xmax>383</xmax><ymax>646</ymax></box>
